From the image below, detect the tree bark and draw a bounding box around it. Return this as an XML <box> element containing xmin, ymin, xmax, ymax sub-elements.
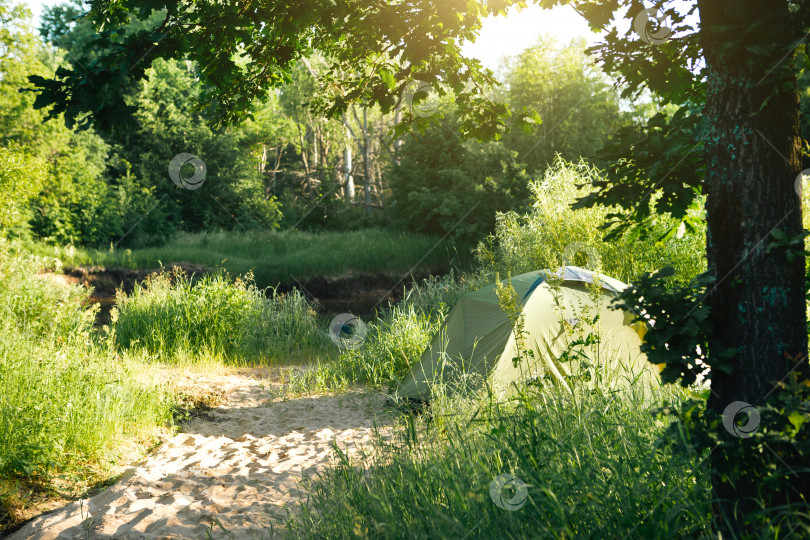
<box><xmin>698</xmin><ymin>0</ymin><xmax>808</xmax><ymax>530</ymax></box>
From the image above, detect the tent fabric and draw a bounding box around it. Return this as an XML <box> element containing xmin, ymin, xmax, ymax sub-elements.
<box><xmin>396</xmin><ymin>266</ymin><xmax>653</xmax><ymax>401</ymax></box>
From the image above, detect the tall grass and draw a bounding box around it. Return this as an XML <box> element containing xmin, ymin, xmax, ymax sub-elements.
<box><xmin>0</xmin><ymin>240</ymin><xmax>172</xmax><ymax>532</ymax></box>
<box><xmin>28</xmin><ymin>228</ymin><xmax>470</xmax><ymax>287</ymax></box>
<box><xmin>112</xmin><ymin>267</ymin><xmax>329</xmax><ymax>364</ymax></box>
<box><xmin>285</xmin><ymin>272</ymin><xmax>491</xmax><ymax>393</ymax></box>
<box><xmin>0</xmin><ymin>324</ymin><xmax>171</xmax><ymax>476</ymax></box>
<box><xmin>476</xmin><ymin>157</ymin><xmax>706</xmax><ymax>284</ymax></box>
<box><xmin>288</xmin><ymin>381</ymin><xmax>711</xmax><ymax>538</ymax></box>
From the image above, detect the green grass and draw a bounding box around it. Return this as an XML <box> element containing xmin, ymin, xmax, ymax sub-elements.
<box><xmin>283</xmin><ymin>272</ymin><xmax>491</xmax><ymax>394</ymax></box>
<box><xmin>27</xmin><ymin>228</ymin><xmax>471</xmax><ymax>287</ymax></box>
<box><xmin>286</xmin><ymin>381</ymin><xmax>712</xmax><ymax>538</ymax></box>
<box><xmin>112</xmin><ymin>267</ymin><xmax>330</xmax><ymax>364</ymax></box>
<box><xmin>0</xmin><ymin>240</ymin><xmax>173</xmax><ymax>533</ymax></box>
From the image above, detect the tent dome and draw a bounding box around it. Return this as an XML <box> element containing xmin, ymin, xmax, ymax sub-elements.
<box><xmin>396</xmin><ymin>267</ymin><xmax>654</xmax><ymax>400</ymax></box>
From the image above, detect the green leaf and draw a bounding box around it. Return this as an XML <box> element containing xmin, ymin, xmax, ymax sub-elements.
<box><xmin>788</xmin><ymin>410</ymin><xmax>806</xmax><ymax>431</ymax></box>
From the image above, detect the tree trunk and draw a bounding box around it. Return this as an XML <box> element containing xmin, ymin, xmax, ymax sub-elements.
<box><xmin>311</xmin><ymin>125</ymin><xmax>319</xmax><ymax>181</ymax></box>
<box><xmin>294</xmin><ymin>115</ymin><xmax>311</xmax><ymax>196</ymax></box>
<box><xmin>698</xmin><ymin>0</ymin><xmax>808</xmax><ymax>531</ymax></box>
<box><xmin>271</xmin><ymin>145</ymin><xmax>284</xmax><ymax>197</ymax></box>
<box><xmin>393</xmin><ymin>101</ymin><xmax>403</xmax><ymax>166</ymax></box>
<box><xmin>344</xmin><ymin>123</ymin><xmax>354</xmax><ymax>203</ymax></box>
<box><xmin>259</xmin><ymin>144</ymin><xmax>269</xmax><ymax>196</ymax></box>
<box><xmin>363</xmin><ymin>108</ymin><xmax>372</xmax><ymax>214</ymax></box>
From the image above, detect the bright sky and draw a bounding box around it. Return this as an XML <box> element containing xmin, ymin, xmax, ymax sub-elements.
<box><xmin>23</xmin><ymin>0</ymin><xmax>61</xmax><ymax>25</ymax></box>
<box><xmin>461</xmin><ymin>4</ymin><xmax>601</xmax><ymax>70</ymax></box>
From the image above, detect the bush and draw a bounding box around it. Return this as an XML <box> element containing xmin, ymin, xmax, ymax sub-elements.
<box><xmin>0</xmin><ymin>147</ymin><xmax>45</xmax><ymax>234</ymax></box>
<box><xmin>112</xmin><ymin>267</ymin><xmax>328</xmax><ymax>363</ymax></box>
<box><xmin>476</xmin><ymin>157</ymin><xmax>706</xmax><ymax>284</ymax></box>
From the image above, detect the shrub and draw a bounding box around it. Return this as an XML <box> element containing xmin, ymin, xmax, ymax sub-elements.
<box><xmin>476</xmin><ymin>157</ymin><xmax>706</xmax><ymax>284</ymax></box>
<box><xmin>0</xmin><ymin>148</ymin><xmax>45</xmax><ymax>234</ymax></box>
<box><xmin>389</xmin><ymin>113</ymin><xmax>533</xmax><ymax>242</ymax></box>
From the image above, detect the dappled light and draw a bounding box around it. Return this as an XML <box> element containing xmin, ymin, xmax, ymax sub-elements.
<box><xmin>1</xmin><ymin>0</ymin><xmax>809</xmax><ymax>537</ymax></box>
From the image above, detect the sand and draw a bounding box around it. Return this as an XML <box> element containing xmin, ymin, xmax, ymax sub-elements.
<box><xmin>9</xmin><ymin>369</ymin><xmax>395</xmax><ymax>539</ymax></box>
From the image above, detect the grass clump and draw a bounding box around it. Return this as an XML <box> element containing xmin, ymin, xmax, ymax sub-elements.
<box><xmin>288</xmin><ymin>381</ymin><xmax>711</xmax><ymax>539</ymax></box>
<box><xmin>112</xmin><ymin>267</ymin><xmax>329</xmax><ymax>364</ymax></box>
<box><xmin>286</xmin><ymin>272</ymin><xmax>490</xmax><ymax>393</ymax></box>
<box><xmin>0</xmin><ymin>324</ymin><xmax>171</xmax><ymax>477</ymax></box>
<box><xmin>0</xmin><ymin>240</ymin><xmax>173</xmax><ymax>533</ymax></box>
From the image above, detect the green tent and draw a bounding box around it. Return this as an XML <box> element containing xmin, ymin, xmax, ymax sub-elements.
<box><xmin>396</xmin><ymin>266</ymin><xmax>655</xmax><ymax>400</ymax></box>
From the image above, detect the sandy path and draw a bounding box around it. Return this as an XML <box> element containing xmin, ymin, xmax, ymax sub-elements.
<box><xmin>9</xmin><ymin>369</ymin><xmax>395</xmax><ymax>540</ymax></box>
